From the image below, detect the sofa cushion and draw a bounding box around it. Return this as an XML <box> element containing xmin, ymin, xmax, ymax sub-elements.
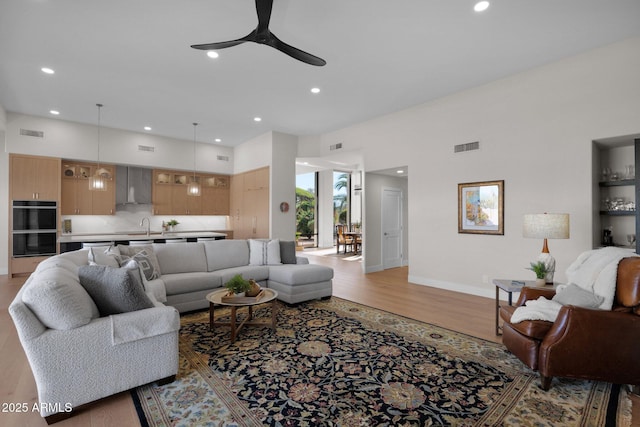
<box><xmin>280</xmin><ymin>240</ymin><xmax>297</xmax><ymax>264</ymax></box>
<box><xmin>249</xmin><ymin>239</ymin><xmax>281</xmax><ymax>265</ymax></box>
<box><xmin>204</xmin><ymin>240</ymin><xmax>250</xmax><ymax>271</ymax></box>
<box><xmin>153</xmin><ymin>242</ymin><xmax>207</xmax><ymax>274</ymax></box>
<box><xmin>22</xmin><ymin>267</ymin><xmax>99</xmax><ymax>330</ymax></box>
<box><xmin>268</xmin><ymin>264</ymin><xmax>334</xmax><ymax>286</ymax></box>
<box><xmin>162</xmin><ymin>272</ymin><xmax>222</xmax><ymax>295</ymax></box>
<box><xmin>211</xmin><ymin>265</ymin><xmax>270</xmax><ymax>286</ymax></box>
<box><xmin>78</xmin><ymin>264</ymin><xmax>155</xmax><ymax>316</ymax></box>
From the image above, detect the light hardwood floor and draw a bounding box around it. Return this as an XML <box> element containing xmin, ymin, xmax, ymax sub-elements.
<box><xmin>0</xmin><ymin>254</ymin><xmax>636</xmax><ymax>426</ymax></box>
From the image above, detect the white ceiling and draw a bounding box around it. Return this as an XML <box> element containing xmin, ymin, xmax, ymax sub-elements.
<box><xmin>1</xmin><ymin>0</ymin><xmax>640</xmax><ymax>147</ymax></box>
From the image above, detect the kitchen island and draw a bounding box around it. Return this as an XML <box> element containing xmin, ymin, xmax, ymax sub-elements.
<box><xmin>59</xmin><ymin>231</ymin><xmax>227</xmax><ymax>252</ymax></box>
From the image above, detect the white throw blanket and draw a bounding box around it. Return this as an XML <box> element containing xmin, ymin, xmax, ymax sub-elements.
<box><xmin>510</xmin><ymin>247</ymin><xmax>635</xmax><ymax>324</ymax></box>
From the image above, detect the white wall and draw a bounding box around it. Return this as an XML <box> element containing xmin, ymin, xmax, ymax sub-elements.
<box><xmin>270</xmin><ymin>132</ymin><xmax>298</xmax><ymax>241</ymax></box>
<box><xmin>308</xmin><ymin>36</ymin><xmax>640</xmax><ymax>299</ymax></box>
<box><xmin>317</xmin><ymin>170</ymin><xmax>335</xmax><ymax>248</ymax></box>
<box><xmin>5</xmin><ymin>113</ymin><xmax>234</xmax><ymax>175</ymax></box>
<box><xmin>233</xmin><ymin>131</ymin><xmax>272</xmax><ymax>174</ymax></box>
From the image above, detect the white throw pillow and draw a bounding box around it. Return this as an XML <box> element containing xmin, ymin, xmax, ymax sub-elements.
<box><xmin>249</xmin><ymin>239</ymin><xmax>282</xmax><ymax>265</ymax></box>
<box><xmin>88</xmin><ymin>245</ymin><xmax>121</xmax><ymax>268</ymax></box>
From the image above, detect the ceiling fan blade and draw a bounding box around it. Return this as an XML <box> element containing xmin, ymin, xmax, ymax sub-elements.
<box><xmin>191</xmin><ymin>37</ymin><xmax>250</xmax><ymax>51</ymax></box>
<box><xmin>268</xmin><ymin>32</ymin><xmax>326</xmax><ymax>66</ymax></box>
<box><xmin>255</xmin><ymin>0</ymin><xmax>274</xmax><ymax>34</ymax></box>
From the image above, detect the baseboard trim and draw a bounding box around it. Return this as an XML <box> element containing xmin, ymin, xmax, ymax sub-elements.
<box><xmin>408</xmin><ymin>275</ymin><xmax>498</xmax><ymax>300</ymax></box>
<box><xmin>365</xmin><ymin>264</ymin><xmax>383</xmax><ymax>274</ymax></box>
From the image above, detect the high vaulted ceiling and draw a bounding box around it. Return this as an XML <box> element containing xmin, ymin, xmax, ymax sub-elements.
<box><xmin>1</xmin><ymin>0</ymin><xmax>640</xmax><ymax>147</ymax></box>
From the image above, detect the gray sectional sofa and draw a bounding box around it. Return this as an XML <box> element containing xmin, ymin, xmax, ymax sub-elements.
<box><xmin>9</xmin><ymin>239</ymin><xmax>333</xmax><ymax>423</ymax></box>
<box><xmin>143</xmin><ymin>239</ymin><xmax>334</xmax><ymax>311</ymax></box>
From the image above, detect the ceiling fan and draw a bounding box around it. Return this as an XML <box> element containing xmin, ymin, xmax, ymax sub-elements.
<box><xmin>191</xmin><ymin>0</ymin><xmax>326</xmax><ymax>67</ymax></box>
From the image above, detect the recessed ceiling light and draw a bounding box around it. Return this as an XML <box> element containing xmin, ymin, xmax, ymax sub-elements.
<box><xmin>41</xmin><ymin>67</ymin><xmax>55</xmax><ymax>74</ymax></box>
<box><xmin>254</xmin><ymin>117</ymin><xmax>262</xmax><ymax>122</ymax></box>
<box><xmin>207</xmin><ymin>51</ymin><xmax>219</xmax><ymax>59</ymax></box>
<box><xmin>215</xmin><ymin>138</ymin><xmax>222</xmax><ymax>143</ymax></box>
<box><xmin>474</xmin><ymin>1</ymin><xmax>490</xmax><ymax>12</ymax></box>
<box><xmin>49</xmin><ymin>110</ymin><xmax>60</xmax><ymax>115</ymax></box>
<box><xmin>396</xmin><ymin>170</ymin><xmax>404</xmax><ymax>174</ymax></box>
<box><xmin>310</xmin><ymin>87</ymin><xmax>321</xmax><ymax>94</ymax></box>
<box><xmin>144</xmin><ymin>126</ymin><xmax>152</xmax><ymax>131</ymax></box>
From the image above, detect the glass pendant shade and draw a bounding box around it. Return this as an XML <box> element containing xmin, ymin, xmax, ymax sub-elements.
<box><xmin>90</xmin><ymin>103</ymin><xmax>107</xmax><ymax>191</ymax></box>
<box><xmin>187</xmin><ymin>180</ymin><xmax>201</xmax><ymax>196</ymax></box>
<box><xmin>188</xmin><ymin>122</ymin><xmax>201</xmax><ymax>196</ymax></box>
<box><xmin>89</xmin><ymin>175</ymin><xmax>107</xmax><ymax>191</ymax></box>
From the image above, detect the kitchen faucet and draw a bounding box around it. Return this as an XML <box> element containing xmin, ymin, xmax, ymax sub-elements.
<box><xmin>140</xmin><ymin>217</ymin><xmax>150</xmax><ymax>237</ymax></box>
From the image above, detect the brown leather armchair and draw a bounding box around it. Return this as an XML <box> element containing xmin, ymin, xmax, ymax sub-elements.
<box><xmin>500</xmin><ymin>257</ymin><xmax>640</xmax><ymax>390</ymax></box>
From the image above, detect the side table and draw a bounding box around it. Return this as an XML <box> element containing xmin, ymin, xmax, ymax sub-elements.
<box><xmin>493</xmin><ymin>279</ymin><xmax>525</xmax><ymax>336</ymax></box>
<box><xmin>493</xmin><ymin>279</ymin><xmax>558</xmax><ymax>336</ymax></box>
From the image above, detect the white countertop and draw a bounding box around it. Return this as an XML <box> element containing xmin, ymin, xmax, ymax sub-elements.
<box><xmin>59</xmin><ymin>230</ymin><xmax>227</xmax><ymax>243</ymax></box>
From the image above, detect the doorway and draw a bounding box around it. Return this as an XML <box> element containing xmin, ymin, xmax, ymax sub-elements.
<box><xmin>382</xmin><ymin>187</ymin><xmax>403</xmax><ymax>269</ymax></box>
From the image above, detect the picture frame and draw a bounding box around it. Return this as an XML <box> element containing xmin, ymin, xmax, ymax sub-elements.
<box><xmin>458</xmin><ymin>180</ymin><xmax>504</xmax><ymax>235</ymax></box>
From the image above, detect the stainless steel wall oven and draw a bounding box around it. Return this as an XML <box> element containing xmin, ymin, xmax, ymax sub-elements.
<box><xmin>12</xmin><ymin>200</ymin><xmax>58</xmax><ymax>257</ymax></box>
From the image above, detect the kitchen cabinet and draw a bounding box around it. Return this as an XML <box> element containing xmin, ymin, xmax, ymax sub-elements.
<box><xmin>172</xmin><ymin>174</ymin><xmax>202</xmax><ymax>215</ymax></box>
<box><xmin>202</xmin><ymin>175</ymin><xmax>230</xmax><ymax>215</ymax></box>
<box><xmin>230</xmin><ymin>167</ymin><xmax>269</xmax><ymax>239</ymax></box>
<box><xmin>10</xmin><ymin>154</ymin><xmax>60</xmax><ymax>201</ymax></box>
<box><xmin>152</xmin><ymin>169</ymin><xmax>229</xmax><ymax>215</ymax></box>
<box><xmin>61</xmin><ymin>162</ymin><xmax>115</xmax><ymax>215</ymax></box>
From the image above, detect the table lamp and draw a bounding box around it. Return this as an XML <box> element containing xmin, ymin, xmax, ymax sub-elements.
<box><xmin>523</xmin><ymin>213</ymin><xmax>570</xmax><ymax>283</ymax></box>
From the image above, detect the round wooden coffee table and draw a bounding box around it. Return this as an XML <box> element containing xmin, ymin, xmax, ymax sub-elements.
<box><xmin>206</xmin><ymin>288</ymin><xmax>278</xmax><ymax>343</ymax></box>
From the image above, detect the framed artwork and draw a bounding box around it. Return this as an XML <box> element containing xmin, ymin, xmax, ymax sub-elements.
<box><xmin>458</xmin><ymin>180</ymin><xmax>504</xmax><ymax>235</ymax></box>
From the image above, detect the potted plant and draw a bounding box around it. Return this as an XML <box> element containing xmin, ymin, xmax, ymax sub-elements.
<box><xmin>166</xmin><ymin>219</ymin><xmax>179</xmax><ymax>231</ymax></box>
<box><xmin>225</xmin><ymin>274</ymin><xmax>251</xmax><ymax>296</ymax></box>
<box><xmin>527</xmin><ymin>261</ymin><xmax>548</xmax><ymax>286</ymax></box>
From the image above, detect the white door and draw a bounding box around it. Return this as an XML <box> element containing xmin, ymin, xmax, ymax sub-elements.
<box><xmin>382</xmin><ymin>187</ymin><xmax>403</xmax><ymax>269</ymax></box>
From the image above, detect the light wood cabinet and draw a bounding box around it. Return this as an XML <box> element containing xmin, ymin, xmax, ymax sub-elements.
<box><xmin>61</xmin><ymin>162</ymin><xmax>115</xmax><ymax>215</ymax></box>
<box><xmin>230</xmin><ymin>167</ymin><xmax>269</xmax><ymax>239</ymax></box>
<box><xmin>202</xmin><ymin>175</ymin><xmax>230</xmax><ymax>215</ymax></box>
<box><xmin>10</xmin><ymin>154</ymin><xmax>60</xmax><ymax>201</ymax></box>
<box><xmin>11</xmin><ymin>256</ymin><xmax>50</xmax><ymax>275</ymax></box>
<box><xmin>152</xmin><ymin>170</ymin><xmax>229</xmax><ymax>215</ymax></box>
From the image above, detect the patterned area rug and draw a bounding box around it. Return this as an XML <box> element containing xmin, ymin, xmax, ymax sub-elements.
<box><xmin>132</xmin><ymin>297</ymin><xmax>631</xmax><ymax>426</ymax></box>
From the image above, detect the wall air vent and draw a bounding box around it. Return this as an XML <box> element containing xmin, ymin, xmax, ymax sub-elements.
<box><xmin>217</xmin><ymin>155</ymin><xmax>230</xmax><ymax>161</ymax></box>
<box><xmin>20</xmin><ymin>129</ymin><xmax>44</xmax><ymax>138</ymax></box>
<box><xmin>137</xmin><ymin>145</ymin><xmax>155</xmax><ymax>152</ymax></box>
<box><xmin>454</xmin><ymin>141</ymin><xmax>480</xmax><ymax>153</ymax></box>
<box><xmin>330</xmin><ymin>142</ymin><xmax>343</xmax><ymax>151</ymax></box>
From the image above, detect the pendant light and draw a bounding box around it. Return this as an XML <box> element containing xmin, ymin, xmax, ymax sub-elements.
<box><xmin>89</xmin><ymin>103</ymin><xmax>107</xmax><ymax>191</ymax></box>
<box><xmin>187</xmin><ymin>122</ymin><xmax>201</xmax><ymax>196</ymax></box>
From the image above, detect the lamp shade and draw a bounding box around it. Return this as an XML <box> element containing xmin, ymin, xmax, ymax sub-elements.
<box><xmin>523</xmin><ymin>213</ymin><xmax>570</xmax><ymax>239</ymax></box>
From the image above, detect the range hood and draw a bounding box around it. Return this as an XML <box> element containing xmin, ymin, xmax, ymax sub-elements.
<box><xmin>116</xmin><ymin>166</ymin><xmax>152</xmax><ymax>207</ymax></box>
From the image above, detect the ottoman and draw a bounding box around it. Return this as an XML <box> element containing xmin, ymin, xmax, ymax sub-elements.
<box><xmin>267</xmin><ymin>264</ymin><xmax>334</xmax><ymax>304</ymax></box>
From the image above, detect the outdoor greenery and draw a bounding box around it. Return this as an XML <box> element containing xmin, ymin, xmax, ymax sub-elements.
<box><xmin>296</xmin><ymin>187</ymin><xmax>315</xmax><ymax>238</ymax></box>
<box><xmin>334</xmin><ymin>173</ymin><xmax>348</xmax><ymax>223</ymax></box>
